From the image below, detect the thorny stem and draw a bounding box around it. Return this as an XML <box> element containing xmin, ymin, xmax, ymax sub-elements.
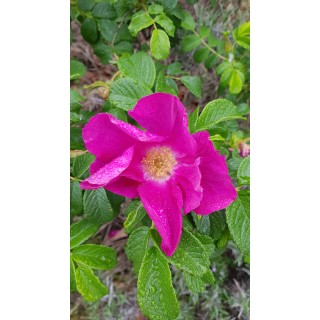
<box><xmin>193</xmin><ymin>30</ymin><xmax>227</xmax><ymax>61</ymax></box>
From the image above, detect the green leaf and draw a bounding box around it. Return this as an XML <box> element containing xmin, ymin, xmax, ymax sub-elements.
<box><xmin>204</xmin><ymin>54</ymin><xmax>218</xmax><ymax>69</ymax></box>
<box><xmin>180</xmin><ymin>76</ymin><xmax>202</xmax><ymax>98</ymax></box>
<box><xmin>107</xmin><ymin>107</ymin><xmax>127</xmax><ymax>122</ymax></box>
<box><xmin>220</xmin><ymin>68</ymin><xmax>233</xmax><ymax>86</ymax></box>
<box><xmin>113</xmin><ymin>41</ymin><xmax>133</xmax><ymax>55</ymax></box>
<box><xmin>70</xmin><ymin>218</ymin><xmax>101</xmax><ymax>249</ymax></box>
<box><xmin>216</xmin><ymin>227</ymin><xmax>230</xmax><ymax>249</ymax></box>
<box><xmin>183</xmin><ymin>269</ymin><xmax>214</xmax><ymax>293</ymax></box>
<box><xmin>148</xmin><ymin>4</ymin><xmax>164</xmax><ymax>15</ymax></box>
<box><xmin>154</xmin><ymin>14</ymin><xmax>175</xmax><ymax>36</ymax></box>
<box><xmin>216</xmin><ymin>61</ymin><xmax>232</xmax><ymax>75</ymax></box>
<box><xmin>75</xmin><ymin>266</ymin><xmax>108</xmax><ymax>302</ymax></box>
<box><xmin>155</xmin><ymin>72</ymin><xmax>178</xmax><ymax>95</ymax></box>
<box><xmin>193</xmin><ymin>47</ymin><xmax>210</xmax><ymax>63</ymax></box>
<box><xmin>167</xmin><ymin>62</ymin><xmax>183</xmax><ymax>75</ymax></box>
<box><xmin>151</xmin><ymin>228</ymin><xmax>210</xmax><ymax>276</ymax></box>
<box><xmin>237</xmin><ymin>156</ymin><xmax>250</xmax><ymax>185</ymax></box>
<box><xmin>233</xmin><ymin>21</ymin><xmax>250</xmax><ymax>49</ymax></box>
<box><xmin>70</xmin><ymin>89</ymin><xmax>85</xmax><ymax>112</ymax></box>
<box><xmin>83</xmin><ymin>189</ymin><xmax>114</xmax><ymax>224</ymax></box>
<box><xmin>229</xmin><ymin>69</ymin><xmax>244</xmax><ymax>94</ymax></box>
<box><xmin>209</xmin><ymin>134</ymin><xmax>225</xmax><ymax>141</ymax></box>
<box><xmin>181</xmin><ymin>35</ymin><xmax>201</xmax><ymax>52</ymax></box>
<box><xmin>92</xmin><ymin>2</ymin><xmax>116</xmax><ymax>19</ymax></box>
<box><xmin>192</xmin><ymin>214</ymin><xmax>210</xmax><ymax>235</ymax></box>
<box><xmin>238</xmin><ymin>103</ymin><xmax>250</xmax><ymax>116</ymax></box>
<box><xmin>114</xmin><ymin>24</ymin><xmax>133</xmax><ymax>43</ymax></box>
<box><xmin>208</xmin><ymin>33</ymin><xmax>220</xmax><ymax>47</ymax></box>
<box><xmin>70</xmin><ymin>59</ymin><xmax>87</xmax><ymax>80</ymax></box>
<box><xmin>72</xmin><ymin>153</ymin><xmax>95</xmax><ymax>178</ymax></box>
<box><xmin>70</xmin><ymin>181</ymin><xmax>83</xmax><ymax>217</ymax></box>
<box><xmin>70</xmin><ymin>127</ymin><xmax>85</xmax><ymax>150</ymax></box>
<box><xmin>137</xmin><ymin>246</ymin><xmax>180</xmax><ymax>320</ymax></box>
<box><xmin>126</xmin><ymin>226</ymin><xmax>149</xmax><ymax>274</ymax></box>
<box><xmin>92</xmin><ymin>41</ymin><xmax>113</xmax><ymax>64</ymax></box>
<box><xmin>105</xmin><ymin>191</ymin><xmax>125</xmax><ymax>216</ymax></box>
<box><xmin>157</xmin><ymin>0</ymin><xmax>178</xmax><ymax>11</ymax></box>
<box><xmin>109</xmin><ymin>78</ymin><xmax>153</xmax><ymax>111</ymax></box>
<box><xmin>118</xmin><ymin>52</ymin><xmax>156</xmax><ymax>87</ymax></box>
<box><xmin>124</xmin><ymin>201</ymin><xmax>147</xmax><ymax>234</ymax></box>
<box><xmin>128</xmin><ymin>11</ymin><xmax>154</xmax><ymax>36</ymax></box>
<box><xmin>196</xmin><ymin>99</ymin><xmax>245</xmax><ymax>131</ymax></box>
<box><xmin>188</xmin><ymin>107</ymin><xmax>199</xmax><ymax>133</ymax></box>
<box><xmin>181</xmin><ymin>10</ymin><xmax>195</xmax><ymax>30</ymax></box>
<box><xmin>99</xmin><ymin>19</ymin><xmax>118</xmax><ymax>42</ymax></box>
<box><xmin>226</xmin><ymin>190</ymin><xmax>250</xmax><ymax>255</ymax></box>
<box><xmin>72</xmin><ymin>244</ymin><xmax>117</xmax><ymax>270</ymax></box>
<box><xmin>209</xmin><ymin>211</ymin><xmax>227</xmax><ymax>240</ymax></box>
<box><xmin>70</xmin><ymin>258</ymin><xmax>77</xmax><ymax>292</ymax></box>
<box><xmin>192</xmin><ymin>232</ymin><xmax>215</xmax><ymax>259</ymax></box>
<box><xmin>199</xmin><ymin>26</ymin><xmax>210</xmax><ymax>38</ymax></box>
<box><xmin>150</xmin><ymin>29</ymin><xmax>170</xmax><ymax>60</ymax></box>
<box><xmin>78</xmin><ymin>0</ymin><xmax>95</xmax><ymax>11</ymax></box>
<box><xmin>81</xmin><ymin>18</ymin><xmax>98</xmax><ymax>44</ymax></box>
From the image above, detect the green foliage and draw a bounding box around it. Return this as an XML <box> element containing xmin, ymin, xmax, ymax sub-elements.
<box><xmin>126</xmin><ymin>226</ymin><xmax>149</xmax><ymax>274</ymax></box>
<box><xmin>70</xmin><ymin>258</ymin><xmax>77</xmax><ymax>292</ymax></box>
<box><xmin>75</xmin><ymin>266</ymin><xmax>109</xmax><ymax>302</ymax></box>
<box><xmin>109</xmin><ymin>78</ymin><xmax>153</xmax><ymax>111</ymax></box>
<box><xmin>180</xmin><ymin>76</ymin><xmax>202</xmax><ymax>98</ymax></box>
<box><xmin>183</xmin><ymin>269</ymin><xmax>214</xmax><ymax>293</ymax></box>
<box><xmin>124</xmin><ymin>201</ymin><xmax>147</xmax><ymax>234</ymax></box>
<box><xmin>70</xmin><ymin>59</ymin><xmax>87</xmax><ymax>80</ymax></box>
<box><xmin>237</xmin><ymin>155</ymin><xmax>250</xmax><ymax>185</ymax></box>
<box><xmin>150</xmin><ymin>29</ymin><xmax>170</xmax><ymax>60</ymax></box>
<box><xmin>99</xmin><ymin>19</ymin><xmax>118</xmax><ymax>42</ymax></box>
<box><xmin>233</xmin><ymin>22</ymin><xmax>250</xmax><ymax>49</ymax></box>
<box><xmin>226</xmin><ymin>190</ymin><xmax>250</xmax><ymax>255</ymax></box>
<box><xmin>118</xmin><ymin>52</ymin><xmax>156</xmax><ymax>87</ymax></box>
<box><xmin>128</xmin><ymin>11</ymin><xmax>154</xmax><ymax>36</ymax></box>
<box><xmin>181</xmin><ymin>35</ymin><xmax>202</xmax><ymax>52</ymax></box>
<box><xmin>80</xmin><ymin>18</ymin><xmax>98</xmax><ymax>44</ymax></box>
<box><xmin>181</xmin><ymin>11</ymin><xmax>195</xmax><ymax>30</ymax></box>
<box><xmin>137</xmin><ymin>246</ymin><xmax>180</xmax><ymax>320</ymax></box>
<box><xmin>83</xmin><ymin>189</ymin><xmax>114</xmax><ymax>224</ymax></box>
<box><xmin>72</xmin><ymin>244</ymin><xmax>117</xmax><ymax>270</ymax></box>
<box><xmin>70</xmin><ymin>181</ymin><xmax>83</xmax><ymax>217</ymax></box>
<box><xmin>72</xmin><ymin>153</ymin><xmax>95</xmax><ymax>178</ymax></box>
<box><xmin>154</xmin><ymin>14</ymin><xmax>175</xmax><ymax>36</ymax></box>
<box><xmin>70</xmin><ymin>218</ymin><xmax>100</xmax><ymax>249</ymax></box>
<box><xmin>151</xmin><ymin>228</ymin><xmax>210</xmax><ymax>277</ymax></box>
<box><xmin>196</xmin><ymin>99</ymin><xmax>245</xmax><ymax>131</ymax></box>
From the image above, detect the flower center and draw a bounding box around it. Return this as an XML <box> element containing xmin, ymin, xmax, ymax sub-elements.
<box><xmin>142</xmin><ymin>146</ymin><xmax>177</xmax><ymax>181</ymax></box>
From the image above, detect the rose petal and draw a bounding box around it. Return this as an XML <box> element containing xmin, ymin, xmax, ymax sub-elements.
<box><xmin>128</xmin><ymin>93</ymin><xmax>188</xmax><ymax>136</ymax></box>
<box><xmin>105</xmin><ymin>176</ymin><xmax>140</xmax><ymax>198</ymax></box>
<box><xmin>138</xmin><ymin>180</ymin><xmax>183</xmax><ymax>256</ymax></box>
<box><xmin>193</xmin><ymin>131</ymin><xmax>237</xmax><ymax>215</ymax></box>
<box><xmin>174</xmin><ymin>161</ymin><xmax>203</xmax><ymax>213</ymax></box>
<box><xmin>129</xmin><ymin>93</ymin><xmax>196</xmax><ymax>157</ymax></box>
<box><xmin>83</xmin><ymin>113</ymin><xmax>164</xmax><ymax>162</ymax></box>
<box><xmin>80</xmin><ymin>146</ymin><xmax>134</xmax><ymax>189</ymax></box>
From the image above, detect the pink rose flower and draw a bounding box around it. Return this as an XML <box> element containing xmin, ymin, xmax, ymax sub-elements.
<box><xmin>80</xmin><ymin>93</ymin><xmax>237</xmax><ymax>256</ymax></box>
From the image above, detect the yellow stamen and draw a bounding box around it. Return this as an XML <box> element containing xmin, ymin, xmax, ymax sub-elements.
<box><xmin>142</xmin><ymin>146</ymin><xmax>177</xmax><ymax>181</ymax></box>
